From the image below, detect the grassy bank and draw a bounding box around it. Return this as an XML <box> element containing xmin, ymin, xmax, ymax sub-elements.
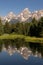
<box><xmin>0</xmin><ymin>34</ymin><xmax>43</xmax><ymax>43</ymax></box>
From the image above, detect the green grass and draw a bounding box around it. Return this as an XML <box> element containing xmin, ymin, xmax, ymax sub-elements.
<box><xmin>0</xmin><ymin>34</ymin><xmax>43</xmax><ymax>43</ymax></box>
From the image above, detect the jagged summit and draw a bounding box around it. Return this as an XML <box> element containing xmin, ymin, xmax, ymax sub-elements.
<box><xmin>23</xmin><ymin>8</ymin><xmax>31</xmax><ymax>14</ymax></box>
<box><xmin>17</xmin><ymin>8</ymin><xmax>32</xmax><ymax>22</ymax></box>
<box><xmin>7</xmin><ymin>12</ymin><xmax>16</xmax><ymax>18</ymax></box>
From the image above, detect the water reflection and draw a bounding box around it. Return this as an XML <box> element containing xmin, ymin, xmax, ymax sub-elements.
<box><xmin>0</xmin><ymin>39</ymin><xmax>43</xmax><ymax>60</ymax></box>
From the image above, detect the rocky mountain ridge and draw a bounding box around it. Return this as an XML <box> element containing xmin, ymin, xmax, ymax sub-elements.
<box><xmin>0</xmin><ymin>8</ymin><xmax>43</xmax><ymax>24</ymax></box>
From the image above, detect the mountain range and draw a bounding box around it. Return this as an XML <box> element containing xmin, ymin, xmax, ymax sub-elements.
<box><xmin>0</xmin><ymin>8</ymin><xmax>43</xmax><ymax>24</ymax></box>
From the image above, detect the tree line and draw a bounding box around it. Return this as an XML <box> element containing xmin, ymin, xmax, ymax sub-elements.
<box><xmin>0</xmin><ymin>17</ymin><xmax>43</xmax><ymax>37</ymax></box>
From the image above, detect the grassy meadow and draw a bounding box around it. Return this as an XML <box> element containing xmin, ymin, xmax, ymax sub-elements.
<box><xmin>0</xmin><ymin>34</ymin><xmax>43</xmax><ymax>43</ymax></box>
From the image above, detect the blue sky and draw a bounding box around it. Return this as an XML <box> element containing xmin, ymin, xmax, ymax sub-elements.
<box><xmin>0</xmin><ymin>0</ymin><xmax>43</xmax><ymax>16</ymax></box>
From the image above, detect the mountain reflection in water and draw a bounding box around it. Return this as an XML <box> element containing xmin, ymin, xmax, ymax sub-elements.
<box><xmin>0</xmin><ymin>39</ymin><xmax>43</xmax><ymax>60</ymax></box>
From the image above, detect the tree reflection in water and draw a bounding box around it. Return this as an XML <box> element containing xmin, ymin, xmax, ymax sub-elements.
<box><xmin>0</xmin><ymin>39</ymin><xmax>43</xmax><ymax>60</ymax></box>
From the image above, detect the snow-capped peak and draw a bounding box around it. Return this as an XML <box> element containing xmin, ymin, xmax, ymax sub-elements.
<box><xmin>23</xmin><ymin>8</ymin><xmax>31</xmax><ymax>13</ymax></box>
<box><xmin>6</xmin><ymin>12</ymin><xmax>16</xmax><ymax>19</ymax></box>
